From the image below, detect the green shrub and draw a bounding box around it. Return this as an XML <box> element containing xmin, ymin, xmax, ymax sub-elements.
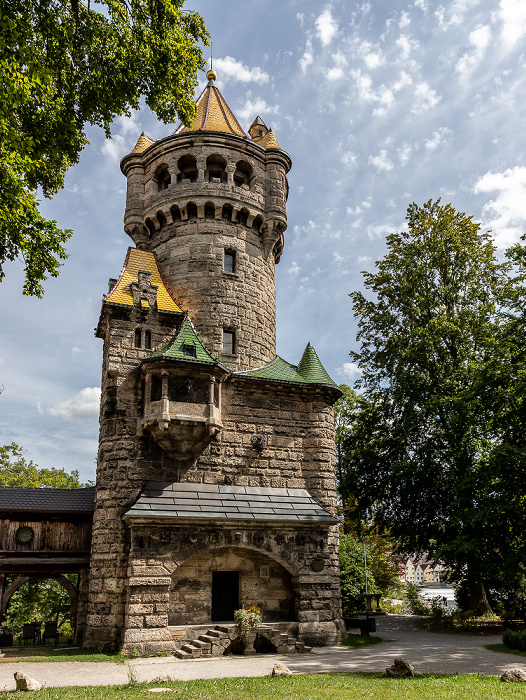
<box><xmin>405</xmin><ymin>583</ymin><xmax>428</xmax><ymax>615</ymax></box>
<box><xmin>503</xmin><ymin>628</ymin><xmax>526</xmax><ymax>651</ymax></box>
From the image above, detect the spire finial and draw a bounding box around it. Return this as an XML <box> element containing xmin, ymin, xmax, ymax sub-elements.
<box><xmin>206</xmin><ymin>42</ymin><xmax>217</xmax><ymax>83</ymax></box>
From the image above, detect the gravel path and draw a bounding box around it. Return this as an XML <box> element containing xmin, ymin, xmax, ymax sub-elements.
<box><xmin>0</xmin><ymin>615</ymin><xmax>523</xmax><ymax>690</ymax></box>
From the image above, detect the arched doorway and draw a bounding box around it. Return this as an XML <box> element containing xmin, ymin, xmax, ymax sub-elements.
<box><xmin>169</xmin><ymin>546</ymin><xmax>295</xmax><ymax>626</ymax></box>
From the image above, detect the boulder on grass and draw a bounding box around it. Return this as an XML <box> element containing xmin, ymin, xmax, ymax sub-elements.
<box><xmin>386</xmin><ymin>658</ymin><xmax>415</xmax><ymax>678</ymax></box>
<box><xmin>150</xmin><ymin>675</ymin><xmax>173</xmax><ymax>683</ymax></box>
<box><xmin>501</xmin><ymin>669</ymin><xmax>526</xmax><ymax>683</ymax></box>
<box><xmin>271</xmin><ymin>662</ymin><xmax>293</xmax><ymax>677</ymax></box>
<box><xmin>14</xmin><ymin>671</ymin><xmax>42</xmax><ymax>691</ymax></box>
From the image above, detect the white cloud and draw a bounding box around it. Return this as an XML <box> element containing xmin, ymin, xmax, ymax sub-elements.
<box><xmin>364</xmin><ymin>51</ymin><xmax>384</xmax><ymax>69</ymax></box>
<box><xmin>333</xmin><ymin>252</ymin><xmax>345</xmax><ymax>264</ymax></box>
<box><xmin>214</xmin><ymin>56</ymin><xmax>269</xmax><ymax>84</ymax></box>
<box><xmin>368</xmin><ymin>150</ymin><xmax>394</xmax><ymax>172</ymax></box>
<box><xmin>396</xmin><ymin>35</ymin><xmax>419</xmax><ymax>60</ymax></box>
<box><xmin>288</xmin><ymin>261</ymin><xmax>300</xmax><ymax>275</ymax></box>
<box><xmin>474</xmin><ymin>166</ymin><xmax>526</xmax><ymax>248</ymax></box>
<box><xmin>411</xmin><ymin>82</ymin><xmax>441</xmax><ymax>113</ymax></box>
<box><xmin>397</xmin><ymin>142</ymin><xmax>413</xmax><ymax>164</ymax></box>
<box><xmin>327</xmin><ymin>66</ymin><xmax>345</xmax><ymax>80</ymax></box>
<box><xmin>299</xmin><ymin>40</ymin><xmax>314</xmax><ymax>72</ymax></box>
<box><xmin>399</xmin><ymin>11</ymin><xmax>411</xmax><ymax>28</ymax></box>
<box><xmin>341</xmin><ymin>151</ymin><xmax>358</xmax><ymax>166</ymax></box>
<box><xmin>337</xmin><ymin>362</ymin><xmax>362</xmax><ymax>382</ymax></box>
<box><xmin>236</xmin><ymin>98</ymin><xmax>279</xmax><ymax>123</ymax></box>
<box><xmin>499</xmin><ymin>0</ymin><xmax>526</xmax><ymax>47</ymax></box>
<box><xmin>456</xmin><ymin>25</ymin><xmax>491</xmax><ymax>76</ymax></box>
<box><xmin>101</xmin><ymin>134</ymin><xmax>126</xmax><ymax>162</ymax></box>
<box><xmin>48</xmin><ymin>387</ymin><xmax>101</xmax><ymax>422</ymax></box>
<box><xmin>424</xmin><ymin>127</ymin><xmax>453</xmax><ymax>151</ymax></box>
<box><xmin>315</xmin><ymin>9</ymin><xmax>338</xmax><ymax>46</ymax></box>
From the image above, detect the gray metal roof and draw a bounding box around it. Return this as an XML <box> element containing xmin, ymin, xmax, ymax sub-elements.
<box><xmin>0</xmin><ymin>487</ymin><xmax>96</xmax><ymax>513</ymax></box>
<box><xmin>125</xmin><ymin>482</ymin><xmax>337</xmax><ymax>524</ymax></box>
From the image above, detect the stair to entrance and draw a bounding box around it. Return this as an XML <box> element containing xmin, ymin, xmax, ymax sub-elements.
<box><xmin>173</xmin><ymin>624</ymin><xmax>312</xmax><ymax>659</ymax></box>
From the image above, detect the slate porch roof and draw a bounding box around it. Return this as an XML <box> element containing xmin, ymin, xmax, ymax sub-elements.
<box><xmin>0</xmin><ymin>487</ymin><xmax>96</xmax><ymax>513</ymax></box>
<box><xmin>124</xmin><ymin>482</ymin><xmax>337</xmax><ymax>524</ymax></box>
<box><xmin>144</xmin><ymin>313</ymin><xmax>219</xmax><ymax>366</ymax></box>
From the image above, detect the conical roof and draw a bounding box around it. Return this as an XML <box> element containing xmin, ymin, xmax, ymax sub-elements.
<box><xmin>147</xmin><ymin>313</ymin><xmax>217</xmax><ymax>365</ymax></box>
<box><xmin>131</xmin><ymin>132</ymin><xmax>155</xmax><ymax>154</ymax></box>
<box><xmin>174</xmin><ymin>70</ymin><xmax>248</xmax><ymax>138</ymax></box>
<box><xmin>234</xmin><ymin>343</ymin><xmax>339</xmax><ymax>388</ymax></box>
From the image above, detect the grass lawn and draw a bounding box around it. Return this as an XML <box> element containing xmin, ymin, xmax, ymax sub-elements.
<box><xmin>340</xmin><ymin>634</ymin><xmax>387</xmax><ymax>648</ymax></box>
<box><xmin>0</xmin><ymin>646</ymin><xmax>126</xmax><ymax>663</ymax></box>
<box><xmin>0</xmin><ymin>673</ymin><xmax>524</xmax><ymax>699</ymax></box>
<box><xmin>486</xmin><ymin>643</ymin><xmax>526</xmax><ymax>657</ymax></box>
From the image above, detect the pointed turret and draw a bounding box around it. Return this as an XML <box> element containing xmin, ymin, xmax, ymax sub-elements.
<box><xmin>146</xmin><ymin>313</ymin><xmax>218</xmax><ymax>365</ymax></box>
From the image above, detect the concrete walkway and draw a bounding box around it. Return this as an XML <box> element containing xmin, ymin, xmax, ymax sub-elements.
<box><xmin>0</xmin><ymin>615</ymin><xmax>524</xmax><ymax>690</ymax></box>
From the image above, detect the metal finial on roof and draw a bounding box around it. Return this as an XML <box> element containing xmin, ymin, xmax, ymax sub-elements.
<box><xmin>206</xmin><ymin>68</ymin><xmax>217</xmax><ymax>83</ymax></box>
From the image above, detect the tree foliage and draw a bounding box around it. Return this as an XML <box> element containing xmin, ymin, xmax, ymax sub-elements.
<box><xmin>341</xmin><ymin>199</ymin><xmax>521</xmax><ymax>612</ymax></box>
<box><xmin>3</xmin><ymin>575</ymin><xmax>76</xmax><ymax>635</ymax></box>
<box><xmin>0</xmin><ymin>442</ymin><xmax>89</xmax><ymax>487</ymax></box>
<box><xmin>0</xmin><ymin>0</ymin><xmax>208</xmax><ymax>296</ymax></box>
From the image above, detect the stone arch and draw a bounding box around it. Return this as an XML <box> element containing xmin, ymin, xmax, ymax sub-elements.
<box><xmin>0</xmin><ymin>574</ymin><xmax>78</xmax><ymax>621</ymax></box>
<box><xmin>233</xmin><ymin>160</ymin><xmax>253</xmax><ymax>189</ymax></box>
<box><xmin>205</xmin><ymin>154</ymin><xmax>227</xmax><ymax>183</ymax></box>
<box><xmin>222</xmin><ymin>203</ymin><xmax>233</xmax><ymax>221</ymax></box>
<box><xmin>144</xmin><ymin>218</ymin><xmax>156</xmax><ymax>237</ymax></box>
<box><xmin>168</xmin><ymin>545</ymin><xmax>296</xmax><ymax>626</ymax></box>
<box><xmin>204</xmin><ymin>202</ymin><xmax>215</xmax><ymax>219</ymax></box>
<box><xmin>154</xmin><ymin>163</ymin><xmax>171</xmax><ymax>191</ymax></box>
<box><xmin>177</xmin><ymin>154</ymin><xmax>197</xmax><ymax>183</ymax></box>
<box><xmin>170</xmin><ymin>204</ymin><xmax>181</xmax><ymax>222</ymax></box>
<box><xmin>236</xmin><ymin>208</ymin><xmax>249</xmax><ymax>226</ymax></box>
<box><xmin>185</xmin><ymin>202</ymin><xmax>198</xmax><ymax>220</ymax></box>
<box><xmin>156</xmin><ymin>210</ymin><xmax>167</xmax><ymax>229</ymax></box>
<box><xmin>252</xmin><ymin>215</ymin><xmax>263</xmax><ymax>233</ymax></box>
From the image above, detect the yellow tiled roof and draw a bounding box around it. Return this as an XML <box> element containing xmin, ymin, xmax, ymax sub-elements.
<box><xmin>253</xmin><ymin>130</ymin><xmax>281</xmax><ymax>150</ymax></box>
<box><xmin>105</xmin><ymin>248</ymin><xmax>184</xmax><ymax>313</ymax></box>
<box><xmin>131</xmin><ymin>132</ymin><xmax>155</xmax><ymax>154</ymax></box>
<box><xmin>174</xmin><ymin>83</ymin><xmax>248</xmax><ymax>138</ymax></box>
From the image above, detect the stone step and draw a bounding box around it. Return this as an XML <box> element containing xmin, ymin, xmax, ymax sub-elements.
<box><xmin>191</xmin><ymin>639</ymin><xmax>211</xmax><ymax>650</ymax></box>
<box><xmin>181</xmin><ymin>643</ymin><xmax>201</xmax><ymax>657</ymax></box>
<box><xmin>174</xmin><ymin>649</ymin><xmax>192</xmax><ymax>659</ymax></box>
<box><xmin>303</xmin><ymin>646</ymin><xmax>312</xmax><ymax>653</ymax></box>
<box><xmin>207</xmin><ymin>629</ymin><xmax>228</xmax><ymax>638</ymax></box>
<box><xmin>214</xmin><ymin>625</ymin><xmax>230</xmax><ymax>633</ymax></box>
<box><xmin>198</xmin><ymin>634</ymin><xmax>216</xmax><ymax>644</ymax></box>
<box><xmin>295</xmin><ymin>641</ymin><xmax>305</xmax><ymax>651</ymax></box>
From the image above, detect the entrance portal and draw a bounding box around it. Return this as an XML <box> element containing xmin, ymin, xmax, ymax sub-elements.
<box><xmin>211</xmin><ymin>571</ymin><xmax>239</xmax><ymax>621</ymax></box>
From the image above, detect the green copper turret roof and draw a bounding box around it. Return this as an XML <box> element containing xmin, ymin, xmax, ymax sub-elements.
<box><xmin>234</xmin><ymin>343</ymin><xmax>339</xmax><ymax>389</ymax></box>
<box><xmin>147</xmin><ymin>313</ymin><xmax>217</xmax><ymax>365</ymax></box>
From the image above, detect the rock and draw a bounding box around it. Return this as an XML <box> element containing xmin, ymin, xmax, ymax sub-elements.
<box><xmin>386</xmin><ymin>658</ymin><xmax>415</xmax><ymax>678</ymax></box>
<box><xmin>501</xmin><ymin>669</ymin><xmax>526</xmax><ymax>683</ymax></box>
<box><xmin>271</xmin><ymin>662</ymin><xmax>293</xmax><ymax>677</ymax></box>
<box><xmin>146</xmin><ymin>689</ymin><xmax>173</xmax><ymax>693</ymax></box>
<box><xmin>14</xmin><ymin>671</ymin><xmax>42</xmax><ymax>691</ymax></box>
<box><xmin>151</xmin><ymin>675</ymin><xmax>173</xmax><ymax>683</ymax></box>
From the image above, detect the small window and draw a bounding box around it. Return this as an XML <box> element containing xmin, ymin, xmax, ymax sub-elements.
<box><xmin>224</xmin><ymin>250</ymin><xmax>235</xmax><ymax>273</ymax></box>
<box><xmin>144</xmin><ymin>330</ymin><xmax>151</xmax><ymax>349</ymax></box>
<box><xmin>183</xmin><ymin>344</ymin><xmax>197</xmax><ymax>358</ymax></box>
<box><xmin>223</xmin><ymin>330</ymin><xmax>235</xmax><ymax>355</ymax></box>
<box><xmin>134</xmin><ymin>329</ymin><xmax>141</xmax><ymax>348</ymax></box>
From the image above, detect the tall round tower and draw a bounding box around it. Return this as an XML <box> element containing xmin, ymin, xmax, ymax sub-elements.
<box><xmin>120</xmin><ymin>70</ymin><xmax>291</xmax><ymax>371</ymax></box>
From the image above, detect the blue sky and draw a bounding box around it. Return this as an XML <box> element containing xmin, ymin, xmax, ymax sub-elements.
<box><xmin>2</xmin><ymin>0</ymin><xmax>526</xmax><ymax>483</ymax></box>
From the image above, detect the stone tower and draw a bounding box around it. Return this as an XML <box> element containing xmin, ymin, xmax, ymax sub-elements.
<box><xmin>84</xmin><ymin>71</ymin><xmax>343</xmax><ymax>655</ymax></box>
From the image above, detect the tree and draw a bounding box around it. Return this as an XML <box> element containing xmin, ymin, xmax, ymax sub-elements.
<box><xmin>342</xmin><ymin>199</ymin><xmax>514</xmax><ymax>613</ymax></box>
<box><xmin>0</xmin><ymin>442</ymin><xmax>89</xmax><ymax>487</ymax></box>
<box><xmin>1</xmin><ymin>0</ymin><xmax>208</xmax><ymax>296</ymax></box>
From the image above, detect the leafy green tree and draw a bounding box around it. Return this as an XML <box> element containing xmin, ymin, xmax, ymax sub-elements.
<box><xmin>1</xmin><ymin>0</ymin><xmax>208</xmax><ymax>296</ymax></box>
<box><xmin>342</xmin><ymin>199</ymin><xmax>513</xmax><ymax>613</ymax></box>
<box><xmin>0</xmin><ymin>442</ymin><xmax>89</xmax><ymax>487</ymax></box>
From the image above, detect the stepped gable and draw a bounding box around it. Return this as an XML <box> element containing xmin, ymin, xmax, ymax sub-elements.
<box><xmin>143</xmin><ymin>313</ymin><xmax>219</xmax><ymax>366</ymax></box>
<box><xmin>125</xmin><ymin>482</ymin><xmax>338</xmax><ymax>523</ymax></box>
<box><xmin>233</xmin><ymin>342</ymin><xmax>341</xmax><ymax>391</ymax></box>
<box><xmin>104</xmin><ymin>247</ymin><xmax>184</xmax><ymax>314</ymax></box>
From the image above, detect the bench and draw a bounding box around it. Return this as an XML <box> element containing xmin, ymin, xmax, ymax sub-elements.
<box><xmin>343</xmin><ymin>616</ymin><xmax>376</xmax><ymax>636</ymax></box>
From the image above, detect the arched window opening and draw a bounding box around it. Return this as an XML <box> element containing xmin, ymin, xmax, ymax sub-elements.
<box><xmin>154</xmin><ymin>164</ymin><xmax>171</xmax><ymax>191</ymax></box>
<box><xmin>186</xmin><ymin>202</ymin><xmax>198</xmax><ymax>220</ymax></box>
<box><xmin>252</xmin><ymin>215</ymin><xmax>263</xmax><ymax>233</ymax></box>
<box><xmin>224</xmin><ymin>249</ymin><xmax>236</xmax><ymax>273</ymax></box>
<box><xmin>134</xmin><ymin>329</ymin><xmax>141</xmax><ymax>348</ymax></box>
<box><xmin>170</xmin><ymin>205</ymin><xmax>181</xmax><ymax>222</ymax></box>
<box><xmin>236</xmin><ymin>208</ymin><xmax>249</xmax><ymax>226</ymax></box>
<box><xmin>144</xmin><ymin>330</ymin><xmax>151</xmax><ymax>350</ymax></box>
<box><xmin>156</xmin><ymin>211</ymin><xmax>167</xmax><ymax>229</ymax></box>
<box><xmin>177</xmin><ymin>154</ymin><xmax>198</xmax><ymax>183</ymax></box>
<box><xmin>145</xmin><ymin>219</ymin><xmax>155</xmax><ymax>237</ymax></box>
<box><xmin>206</xmin><ymin>154</ymin><xmax>227</xmax><ymax>183</ymax></box>
<box><xmin>233</xmin><ymin>160</ymin><xmax>253</xmax><ymax>189</ymax></box>
<box><xmin>222</xmin><ymin>203</ymin><xmax>233</xmax><ymax>221</ymax></box>
<box><xmin>204</xmin><ymin>202</ymin><xmax>215</xmax><ymax>219</ymax></box>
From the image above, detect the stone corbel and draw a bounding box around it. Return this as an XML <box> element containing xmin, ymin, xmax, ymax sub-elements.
<box><xmin>262</xmin><ymin>219</ymin><xmax>287</xmax><ymax>261</ymax></box>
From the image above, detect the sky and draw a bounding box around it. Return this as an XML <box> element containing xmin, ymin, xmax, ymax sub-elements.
<box><xmin>2</xmin><ymin>0</ymin><xmax>526</xmax><ymax>483</ymax></box>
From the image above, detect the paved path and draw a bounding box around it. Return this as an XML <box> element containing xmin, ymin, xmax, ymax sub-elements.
<box><xmin>0</xmin><ymin>616</ymin><xmax>524</xmax><ymax>690</ymax></box>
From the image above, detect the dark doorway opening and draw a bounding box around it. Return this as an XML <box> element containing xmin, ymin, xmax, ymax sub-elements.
<box><xmin>211</xmin><ymin>571</ymin><xmax>239</xmax><ymax>621</ymax></box>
